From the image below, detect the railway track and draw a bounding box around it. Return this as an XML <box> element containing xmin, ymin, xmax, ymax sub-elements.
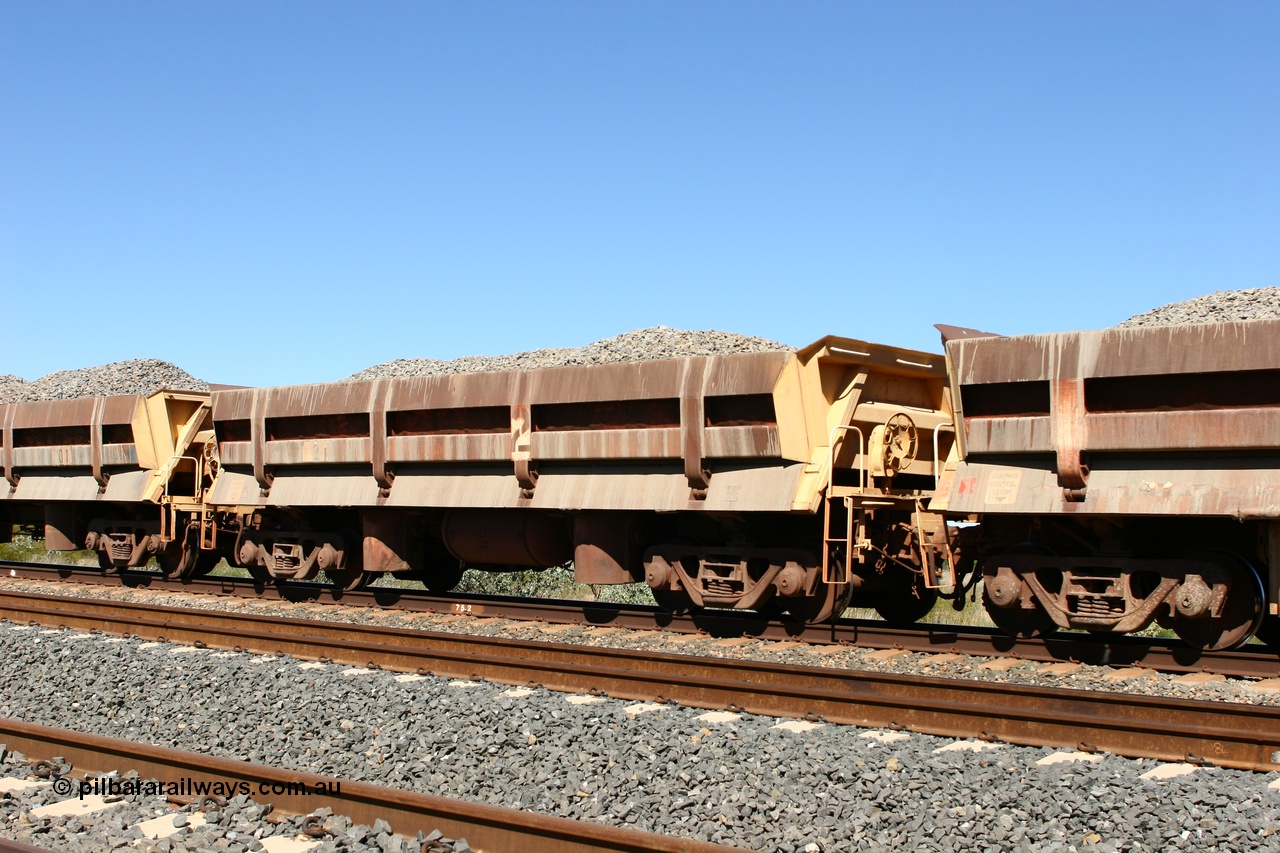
<box><xmin>1</xmin><ymin>587</ymin><xmax>1278</xmax><ymax>773</ymax></box>
<box><xmin>6</xmin><ymin>560</ymin><xmax>1280</xmax><ymax>679</ymax></box>
<box><xmin>0</xmin><ymin>718</ymin><xmax>743</xmax><ymax>853</ymax></box>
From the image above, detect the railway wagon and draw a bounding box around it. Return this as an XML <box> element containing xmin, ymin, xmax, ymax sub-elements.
<box><xmin>938</xmin><ymin>319</ymin><xmax>1280</xmax><ymax>649</ymax></box>
<box><xmin>202</xmin><ymin>336</ymin><xmax>956</xmax><ymax>622</ymax></box>
<box><xmin>0</xmin><ymin>391</ymin><xmax>216</xmax><ymax>574</ymax></box>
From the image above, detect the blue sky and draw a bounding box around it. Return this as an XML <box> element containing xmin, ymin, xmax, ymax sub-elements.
<box><xmin>2</xmin><ymin>2</ymin><xmax>1276</xmax><ymax>387</ymax></box>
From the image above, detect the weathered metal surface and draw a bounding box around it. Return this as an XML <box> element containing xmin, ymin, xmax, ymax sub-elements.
<box><xmin>201</xmin><ymin>468</ymin><xmax>263</xmax><ymax>506</ymax></box>
<box><xmin>262</xmin><ymin>437</ymin><xmax>370</xmax><ymax>465</ymax></box>
<box><xmin>385</xmin><ymin>468</ymin><xmax>521</xmax><ymax>509</ymax></box>
<box><xmin>209</xmin><ymin>462</ymin><xmax>811</xmax><ymax>513</ymax></box>
<box><xmin>42</xmin><ymin>504</ymin><xmax>80</xmax><ymax>550</ymax></box>
<box><xmin>946</xmin><ymin>319</ymin><xmax>1280</xmax><ymax>516</ymax></box>
<box><xmin>11</xmin><ymin>440</ymin><xmax>135</xmax><ymax>468</ymax></box>
<box><xmin>531</xmin><ymin>427</ymin><xmax>683</xmax><ymax>460</ymax></box>
<box><xmin>950</xmin><ymin>320</ymin><xmax>1280</xmax><ymax>384</ymax></box>
<box><xmin>11</xmin><ymin>475</ymin><xmax>101</xmax><ymax>503</ymax></box>
<box><xmin>210</xmin><ymin>339</ymin><xmax>950</xmax><ymax>515</ymax></box>
<box><xmin>3</xmin><ymin>589</ymin><xmax>1278</xmax><ymax>772</ymax></box>
<box><xmin>263</xmin><ymin>471</ymin><xmax>383</xmax><ymax>507</ymax></box>
<box><xmin>573</xmin><ymin>514</ymin><xmax>639</xmax><ymax>584</ymax></box>
<box><xmin>0</xmin><ymin>392</ymin><xmax>207</xmax><ymax>509</ymax></box>
<box><xmin>5</xmin><ymin>395</ymin><xmax>137</xmax><ymax>431</ymax></box>
<box><xmin>442</xmin><ymin>510</ymin><xmax>572</xmax><ymax>567</ymax></box>
<box><xmin>1</xmin><ymin>405</ymin><xmax>14</xmax><ymax>488</ymax></box>
<box><xmin>948</xmin><ymin>458</ymin><xmax>1280</xmax><ymax>516</ymax></box>
<box><xmin>0</xmin><ymin>718</ymin><xmax>743</xmax><ymax>853</ymax></box>
<box><xmin>99</xmin><ymin>469</ymin><xmax>153</xmax><ymax>504</ymax></box>
<box><xmin>964</xmin><ymin>410</ymin><xmax>1280</xmax><ymax>456</ymax></box>
<box><xmin>387</xmin><ymin>433</ymin><xmax>510</xmax><ymax>463</ymax></box>
<box><xmin>530</xmin><ymin>463</ymin><xmax>807</xmax><ymax>512</ymax></box>
<box><xmin>962</xmin><ymin>415</ymin><xmax>1052</xmax><ymax>454</ymax></box>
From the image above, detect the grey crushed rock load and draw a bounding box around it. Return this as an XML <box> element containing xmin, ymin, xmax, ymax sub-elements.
<box><xmin>1119</xmin><ymin>286</ymin><xmax>1280</xmax><ymax>328</ymax></box>
<box><xmin>346</xmin><ymin>326</ymin><xmax>794</xmax><ymax>380</ymax></box>
<box><xmin>0</xmin><ymin>359</ymin><xmax>208</xmax><ymax>404</ymax></box>
<box><xmin>0</xmin><ymin>375</ymin><xmax>28</xmax><ymax>403</ymax></box>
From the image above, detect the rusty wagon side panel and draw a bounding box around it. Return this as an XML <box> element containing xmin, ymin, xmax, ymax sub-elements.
<box><xmin>943</xmin><ymin>319</ymin><xmax>1280</xmax><ymax>519</ymax></box>
<box><xmin>206</xmin><ymin>338</ymin><xmax>952</xmax><ymax>516</ymax></box>
<box><xmin>0</xmin><ymin>392</ymin><xmax>212</xmax><ymax>554</ymax></box>
<box><xmin>943</xmin><ymin>318</ymin><xmax>1280</xmax><ymax>626</ymax></box>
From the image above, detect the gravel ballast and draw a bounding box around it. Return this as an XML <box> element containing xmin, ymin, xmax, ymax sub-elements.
<box><xmin>0</xmin><ymin>754</ymin><xmax>463</xmax><ymax>853</ymax></box>
<box><xmin>345</xmin><ymin>327</ymin><xmax>793</xmax><ymax>381</ymax></box>
<box><xmin>1118</xmin><ymin>286</ymin><xmax>1280</xmax><ymax>328</ymax></box>
<box><xmin>2</xmin><ymin>621</ymin><xmax>1280</xmax><ymax>852</ymax></box>
<box><xmin>3</xmin><ymin>575</ymin><xmax>1276</xmax><ymax>710</ymax></box>
<box><xmin>0</xmin><ymin>359</ymin><xmax>208</xmax><ymax>405</ymax></box>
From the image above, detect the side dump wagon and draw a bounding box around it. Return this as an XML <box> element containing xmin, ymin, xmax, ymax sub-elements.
<box><xmin>206</xmin><ymin>337</ymin><xmax>955</xmax><ymax>622</ymax></box>
<box><xmin>0</xmin><ymin>392</ymin><xmax>215</xmax><ymax>574</ymax></box>
<box><xmin>941</xmin><ymin>319</ymin><xmax>1280</xmax><ymax>648</ymax></box>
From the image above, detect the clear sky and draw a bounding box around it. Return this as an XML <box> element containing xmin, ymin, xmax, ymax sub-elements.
<box><xmin>2</xmin><ymin>2</ymin><xmax>1277</xmax><ymax>387</ymax></box>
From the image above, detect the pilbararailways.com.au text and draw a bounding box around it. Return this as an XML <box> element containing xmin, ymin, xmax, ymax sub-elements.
<box><xmin>53</xmin><ymin>776</ymin><xmax>341</xmax><ymax>800</ymax></box>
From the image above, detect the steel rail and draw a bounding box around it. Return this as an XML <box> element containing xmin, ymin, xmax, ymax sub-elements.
<box><xmin>0</xmin><ymin>718</ymin><xmax>744</xmax><ymax>853</ymax></box>
<box><xmin>5</xmin><ymin>561</ymin><xmax>1280</xmax><ymax>678</ymax></box>
<box><xmin>1</xmin><ymin>589</ymin><xmax>1279</xmax><ymax>773</ymax></box>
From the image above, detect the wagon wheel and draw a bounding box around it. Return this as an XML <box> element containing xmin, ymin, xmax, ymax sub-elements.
<box><xmin>1255</xmin><ymin>615</ymin><xmax>1280</xmax><ymax>651</ymax></box>
<box><xmin>650</xmin><ymin>585</ymin><xmax>692</xmax><ymax>614</ymax></box>
<box><xmin>323</xmin><ymin>567</ymin><xmax>370</xmax><ymax>592</ymax></box>
<box><xmin>982</xmin><ymin>585</ymin><xmax>1057</xmax><ymax>638</ymax></box>
<box><xmin>157</xmin><ymin>541</ymin><xmax>198</xmax><ymax>580</ymax></box>
<box><xmin>155</xmin><ymin>521</ymin><xmax>221</xmax><ymax>581</ymax></box>
<box><xmin>872</xmin><ymin>567</ymin><xmax>939</xmax><ymax>624</ymax></box>
<box><xmin>781</xmin><ymin>577</ymin><xmax>854</xmax><ymax>624</ymax></box>
<box><xmin>980</xmin><ymin>545</ymin><xmax>1058</xmax><ymax>639</ymax></box>
<box><xmin>1169</xmin><ymin>551</ymin><xmax>1264</xmax><ymax>651</ymax></box>
<box><xmin>419</xmin><ymin>561</ymin><xmax>465</xmax><ymax>594</ymax></box>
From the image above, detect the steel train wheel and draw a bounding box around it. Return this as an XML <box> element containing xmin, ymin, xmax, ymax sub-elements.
<box><xmin>982</xmin><ymin>585</ymin><xmax>1057</xmax><ymax>638</ymax></box>
<box><xmin>650</xmin><ymin>586</ymin><xmax>690</xmax><ymax>614</ymax></box>
<box><xmin>782</xmin><ymin>578</ymin><xmax>853</xmax><ymax>623</ymax></box>
<box><xmin>157</xmin><ymin>543</ymin><xmax>197</xmax><ymax>580</ymax></box>
<box><xmin>980</xmin><ymin>545</ymin><xmax>1058</xmax><ymax>639</ymax></box>
<box><xmin>324</xmin><ymin>568</ymin><xmax>371</xmax><ymax>592</ymax></box>
<box><xmin>1169</xmin><ymin>551</ymin><xmax>1265</xmax><ymax>651</ymax></box>
<box><xmin>418</xmin><ymin>562</ymin><xmax>465</xmax><ymax>594</ymax></box>
<box><xmin>871</xmin><ymin>568</ymin><xmax>939</xmax><ymax>624</ymax></box>
<box><xmin>1255</xmin><ymin>615</ymin><xmax>1280</xmax><ymax>651</ymax></box>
